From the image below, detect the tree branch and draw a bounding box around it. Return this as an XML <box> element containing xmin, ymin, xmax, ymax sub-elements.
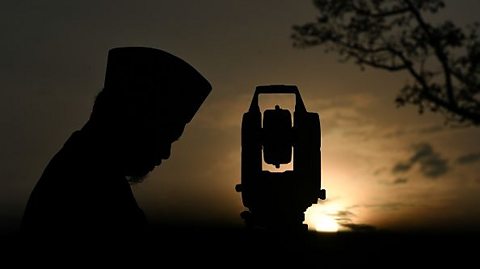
<box><xmin>293</xmin><ymin>0</ymin><xmax>480</xmax><ymax>126</ymax></box>
<box><xmin>403</xmin><ymin>0</ymin><xmax>457</xmax><ymax>107</ymax></box>
<box><xmin>351</xmin><ymin>4</ymin><xmax>410</xmax><ymax>18</ymax></box>
<box><xmin>396</xmin><ymin>45</ymin><xmax>480</xmax><ymax>123</ymax></box>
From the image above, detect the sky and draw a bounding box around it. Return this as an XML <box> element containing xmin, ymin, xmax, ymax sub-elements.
<box><xmin>1</xmin><ymin>0</ymin><xmax>480</xmax><ymax>235</ymax></box>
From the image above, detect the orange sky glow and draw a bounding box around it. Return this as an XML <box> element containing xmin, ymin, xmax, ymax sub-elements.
<box><xmin>1</xmin><ymin>0</ymin><xmax>480</xmax><ymax>235</ymax></box>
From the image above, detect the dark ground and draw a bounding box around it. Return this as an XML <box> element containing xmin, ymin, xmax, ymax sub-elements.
<box><xmin>2</xmin><ymin>222</ymin><xmax>476</xmax><ymax>267</ymax></box>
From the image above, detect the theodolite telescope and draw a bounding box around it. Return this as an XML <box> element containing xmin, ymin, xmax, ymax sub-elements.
<box><xmin>236</xmin><ymin>85</ymin><xmax>326</xmax><ymax>230</ymax></box>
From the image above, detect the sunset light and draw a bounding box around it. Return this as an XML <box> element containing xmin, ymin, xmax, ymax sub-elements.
<box><xmin>304</xmin><ymin>202</ymin><xmax>347</xmax><ymax>233</ymax></box>
<box><xmin>311</xmin><ymin>213</ymin><xmax>339</xmax><ymax>232</ymax></box>
<box><xmin>2</xmin><ymin>2</ymin><xmax>480</xmax><ymax>261</ymax></box>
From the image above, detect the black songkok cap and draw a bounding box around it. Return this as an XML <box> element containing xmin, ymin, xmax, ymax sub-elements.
<box><xmin>104</xmin><ymin>47</ymin><xmax>212</xmax><ymax>123</ymax></box>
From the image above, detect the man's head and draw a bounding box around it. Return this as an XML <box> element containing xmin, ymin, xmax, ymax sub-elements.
<box><xmin>88</xmin><ymin>47</ymin><xmax>211</xmax><ymax>181</ymax></box>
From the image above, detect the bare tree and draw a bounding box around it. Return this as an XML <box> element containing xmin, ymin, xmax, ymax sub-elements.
<box><xmin>292</xmin><ymin>0</ymin><xmax>480</xmax><ymax>126</ymax></box>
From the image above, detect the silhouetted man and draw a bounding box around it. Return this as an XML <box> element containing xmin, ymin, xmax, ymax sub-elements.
<box><xmin>21</xmin><ymin>47</ymin><xmax>212</xmax><ymax>239</ymax></box>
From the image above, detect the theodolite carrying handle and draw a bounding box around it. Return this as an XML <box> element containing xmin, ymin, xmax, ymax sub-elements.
<box><xmin>248</xmin><ymin>85</ymin><xmax>307</xmax><ymax>113</ymax></box>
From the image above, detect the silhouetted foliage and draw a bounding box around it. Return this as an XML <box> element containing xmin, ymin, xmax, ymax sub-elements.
<box><xmin>292</xmin><ymin>0</ymin><xmax>480</xmax><ymax>126</ymax></box>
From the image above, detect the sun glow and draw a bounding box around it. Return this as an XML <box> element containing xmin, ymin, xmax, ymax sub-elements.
<box><xmin>311</xmin><ymin>213</ymin><xmax>340</xmax><ymax>232</ymax></box>
<box><xmin>305</xmin><ymin>203</ymin><xmax>345</xmax><ymax>233</ymax></box>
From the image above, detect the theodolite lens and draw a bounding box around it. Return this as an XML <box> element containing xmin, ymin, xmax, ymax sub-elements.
<box><xmin>263</xmin><ymin>105</ymin><xmax>292</xmax><ymax>168</ymax></box>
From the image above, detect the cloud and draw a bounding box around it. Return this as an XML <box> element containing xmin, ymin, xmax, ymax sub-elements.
<box><xmin>335</xmin><ymin>210</ymin><xmax>356</xmax><ymax>217</ymax></box>
<box><xmin>351</xmin><ymin>202</ymin><xmax>410</xmax><ymax>211</ymax></box>
<box><xmin>332</xmin><ymin>210</ymin><xmax>356</xmax><ymax>223</ymax></box>
<box><xmin>392</xmin><ymin>162</ymin><xmax>412</xmax><ymax>173</ymax></box>
<box><xmin>417</xmin><ymin>125</ymin><xmax>444</xmax><ymax>134</ymax></box>
<box><xmin>392</xmin><ymin>177</ymin><xmax>408</xmax><ymax>184</ymax></box>
<box><xmin>382</xmin><ymin>124</ymin><xmax>444</xmax><ymax>139</ymax></box>
<box><xmin>373</xmin><ymin>167</ymin><xmax>387</xmax><ymax>176</ymax></box>
<box><xmin>340</xmin><ymin>223</ymin><xmax>377</xmax><ymax>232</ymax></box>
<box><xmin>456</xmin><ymin>153</ymin><xmax>480</xmax><ymax>165</ymax></box>
<box><xmin>327</xmin><ymin>209</ymin><xmax>377</xmax><ymax>232</ymax></box>
<box><xmin>331</xmin><ymin>210</ymin><xmax>377</xmax><ymax>232</ymax></box>
<box><xmin>383</xmin><ymin>128</ymin><xmax>408</xmax><ymax>139</ymax></box>
<box><xmin>391</xmin><ymin>143</ymin><xmax>449</xmax><ymax>179</ymax></box>
<box><xmin>378</xmin><ymin>177</ymin><xmax>409</xmax><ymax>185</ymax></box>
<box><xmin>308</xmin><ymin>93</ymin><xmax>378</xmax><ymax>139</ymax></box>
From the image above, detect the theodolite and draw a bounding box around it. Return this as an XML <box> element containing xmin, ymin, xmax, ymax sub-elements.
<box><xmin>236</xmin><ymin>85</ymin><xmax>326</xmax><ymax>231</ymax></box>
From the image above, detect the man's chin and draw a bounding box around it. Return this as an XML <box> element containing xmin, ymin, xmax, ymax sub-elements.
<box><xmin>125</xmin><ymin>165</ymin><xmax>155</xmax><ymax>184</ymax></box>
<box><xmin>126</xmin><ymin>173</ymin><xmax>149</xmax><ymax>184</ymax></box>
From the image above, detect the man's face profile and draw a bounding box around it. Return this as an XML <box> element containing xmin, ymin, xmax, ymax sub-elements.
<box><xmin>95</xmin><ymin>47</ymin><xmax>211</xmax><ymax>183</ymax></box>
<box><xmin>120</xmin><ymin>116</ymin><xmax>188</xmax><ymax>183</ymax></box>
